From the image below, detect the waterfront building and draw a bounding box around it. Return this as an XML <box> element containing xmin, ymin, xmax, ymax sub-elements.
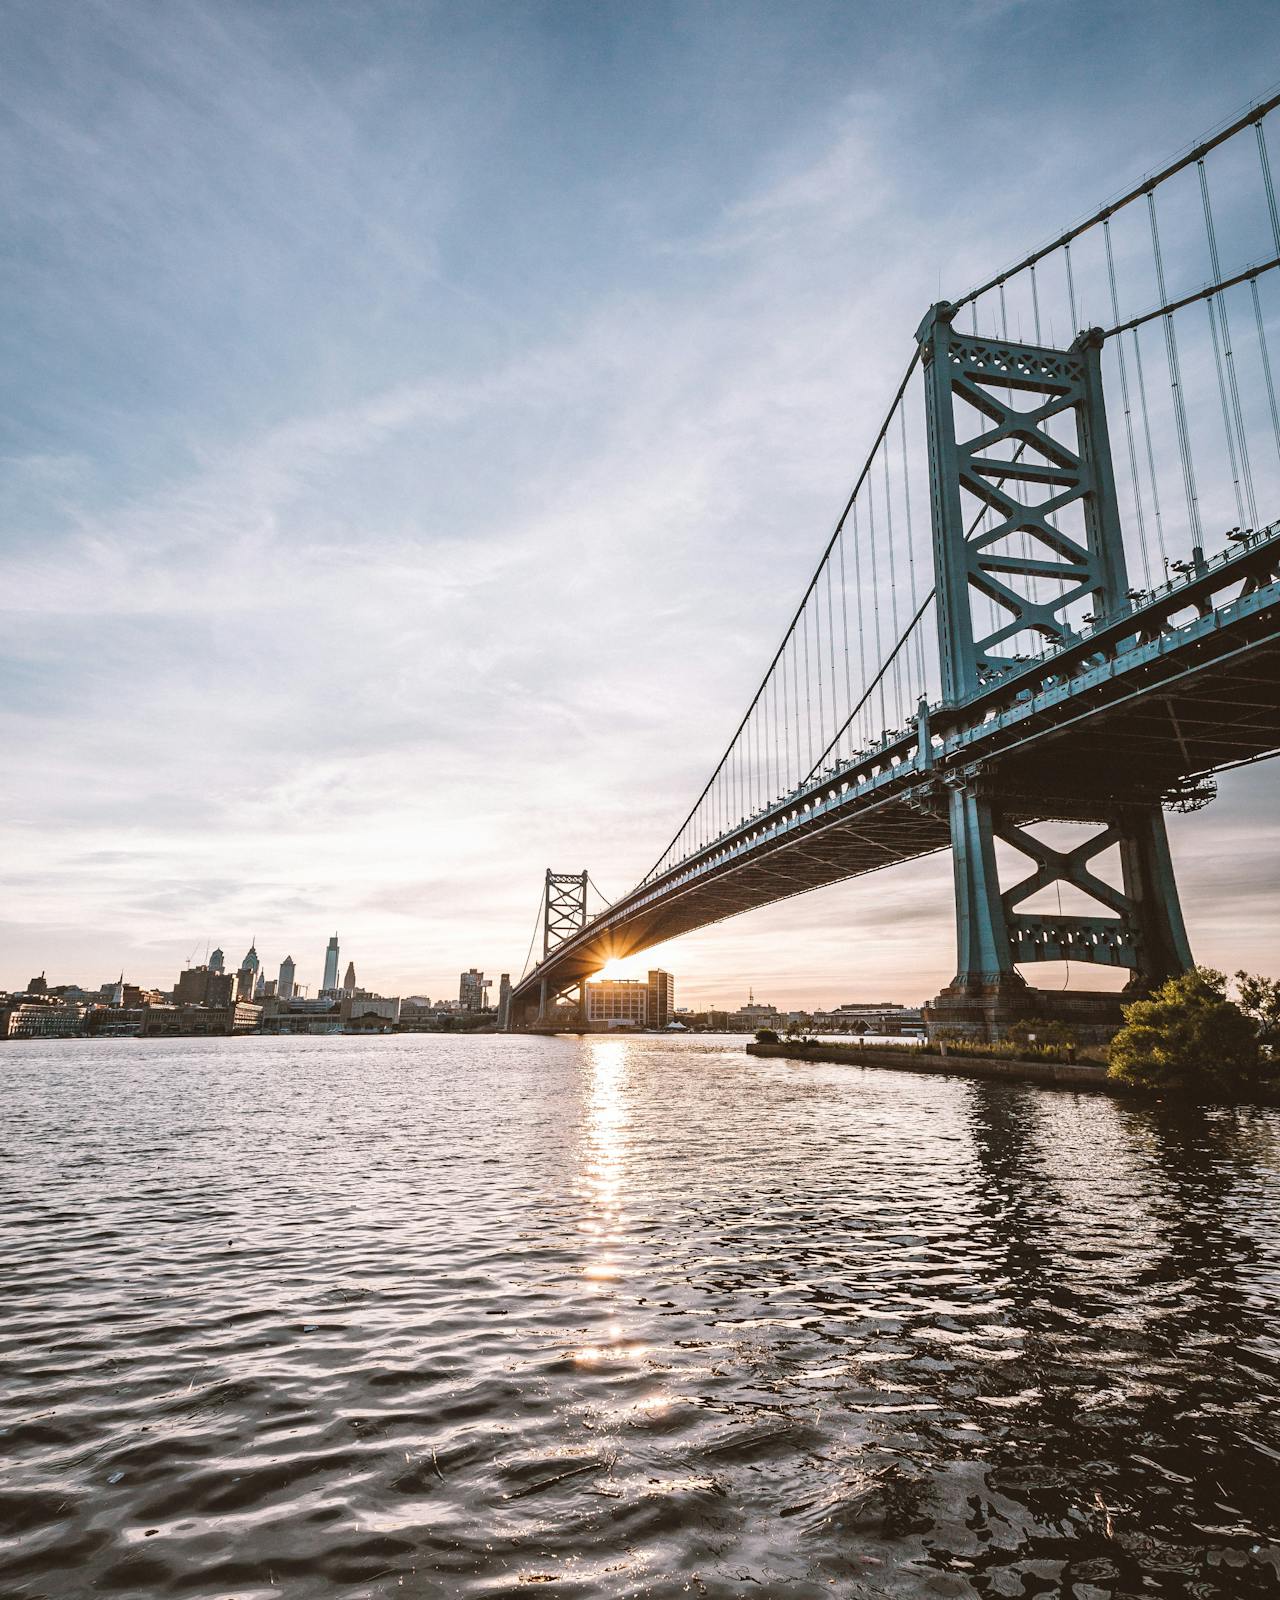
<box><xmin>340</xmin><ymin>994</ymin><xmax>400</xmax><ymax>1032</ymax></box>
<box><xmin>174</xmin><ymin>965</ymin><xmax>236</xmax><ymax>1007</ymax></box>
<box><xmin>141</xmin><ymin>1001</ymin><xmax>261</xmax><ymax>1037</ymax></box>
<box><xmin>398</xmin><ymin>999</ymin><xmax>440</xmax><ymax>1031</ymax></box>
<box><xmin>3</xmin><ymin>997</ymin><xmax>85</xmax><ymax>1038</ymax></box>
<box><xmin>585</xmin><ymin>970</ymin><xmax>674</xmax><ymax>1029</ymax></box>
<box><xmin>278</xmin><ymin>956</ymin><xmax>296</xmax><ymax>1000</ymax></box>
<box><xmin>343</xmin><ymin>961</ymin><xmax>357</xmax><ymax>997</ymax></box>
<box><xmin>725</xmin><ymin>992</ymin><xmax>782</xmax><ymax>1031</ymax></box>
<box><xmin>260</xmin><ymin>996</ymin><xmax>342</xmax><ymax>1035</ymax></box>
<box><xmin>810</xmin><ymin>1003</ymin><xmax>925</xmax><ymax>1035</ymax></box>
<box><xmin>86</xmin><ymin>1006</ymin><xmax>144</xmax><ymax>1038</ymax></box>
<box><xmin>459</xmin><ymin>968</ymin><xmax>489</xmax><ymax>1011</ymax></box>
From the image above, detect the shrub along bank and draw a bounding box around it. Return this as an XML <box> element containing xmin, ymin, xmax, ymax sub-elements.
<box><xmin>1107</xmin><ymin>967</ymin><xmax>1280</xmax><ymax>1100</ymax></box>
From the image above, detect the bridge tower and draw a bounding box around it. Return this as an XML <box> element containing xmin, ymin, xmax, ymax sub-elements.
<box><xmin>916</xmin><ymin>304</ymin><xmax>1193</xmax><ymax>1039</ymax></box>
<box><xmin>536</xmin><ymin>870</ymin><xmax>589</xmax><ymax>1025</ymax></box>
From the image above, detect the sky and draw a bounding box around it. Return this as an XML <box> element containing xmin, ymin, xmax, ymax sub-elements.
<box><xmin>3</xmin><ymin>0</ymin><xmax>1279</xmax><ymax>1008</ymax></box>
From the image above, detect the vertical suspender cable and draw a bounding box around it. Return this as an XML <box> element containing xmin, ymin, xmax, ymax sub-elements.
<box><xmin>801</xmin><ymin>608</ymin><xmax>815</xmax><ymax>771</ymax></box>
<box><xmin>1065</xmin><ymin>241</ymin><xmax>1079</xmax><ymax>334</ymax></box>
<box><xmin>1254</xmin><ymin>120</ymin><xmax>1280</xmax><ymax>469</ymax></box>
<box><xmin>1130</xmin><ymin>323</ymin><xmax>1169</xmax><ymax>566</ymax></box>
<box><xmin>791</xmin><ymin>629</ymin><xmax>802</xmax><ymax>785</ymax></box>
<box><xmin>1103</xmin><ymin>218</ymin><xmax>1154</xmax><ymax>588</ymax></box>
<box><xmin>1260</xmin><ymin>116</ymin><xmax>1280</xmax><ymax>246</ymax></box>
<box><xmin>853</xmin><ymin>497</ymin><xmax>869</xmax><ymax>743</ymax></box>
<box><xmin>1030</xmin><ymin>261</ymin><xmax>1042</xmax><ymax>344</ymax></box>
<box><xmin>772</xmin><ymin>669</ymin><xmax>781</xmax><ymax>800</ymax></box>
<box><xmin>754</xmin><ymin>708</ymin><xmax>761</xmax><ymax>813</ymax></box>
<box><xmin>813</xmin><ymin>584</ymin><xmax>826</xmax><ymax>765</ymax></box>
<box><xmin>757</xmin><ymin>694</ymin><xmax>765</xmax><ymax>815</ymax></box>
<box><xmin>825</xmin><ymin>559</ymin><xmax>837</xmax><ymax>760</ymax></box>
<box><xmin>763</xmin><ymin>690</ymin><xmax>771</xmax><ymax>809</ymax></box>
<box><xmin>1206</xmin><ymin>293</ymin><xmax>1247</xmax><ymax>525</ymax></box>
<box><xmin>781</xmin><ymin>645</ymin><xmax>791</xmax><ymax>795</ymax></box>
<box><xmin>882</xmin><ymin>446</ymin><xmax>902</xmax><ymax>723</ymax></box>
<box><xmin>1251</xmin><ymin>278</ymin><xmax>1280</xmax><ymax>470</ymax></box>
<box><xmin>1148</xmin><ymin>190</ymin><xmax>1203</xmax><ymax>552</ymax></box>
<box><xmin>838</xmin><ymin>528</ymin><xmax>853</xmax><ymax>762</ymax></box>
<box><xmin>900</xmin><ymin>403</ymin><xmax>926</xmax><ymax>690</ymax></box>
<box><xmin>1199</xmin><ymin>160</ymin><xmax>1257</xmax><ymax>526</ymax></box>
<box><xmin>867</xmin><ymin>474</ymin><xmax>886</xmax><ymax>734</ymax></box>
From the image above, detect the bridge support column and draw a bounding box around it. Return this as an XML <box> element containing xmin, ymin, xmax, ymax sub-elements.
<box><xmin>928</xmin><ymin>779</ymin><xmax>1030</xmax><ymax>1040</ymax></box>
<box><xmin>1117</xmin><ymin>805</ymin><xmax>1193</xmax><ymax>993</ymax></box>
<box><xmin>948</xmin><ymin>781</ymin><xmax>1017</xmax><ymax>989</ymax></box>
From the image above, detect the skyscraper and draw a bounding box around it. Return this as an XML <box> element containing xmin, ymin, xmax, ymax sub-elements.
<box><xmin>322</xmin><ymin>935</ymin><xmax>339</xmax><ymax>994</ymax></box>
<box><xmin>343</xmin><ymin>961</ymin><xmax>357</xmax><ymax>996</ymax></box>
<box><xmin>238</xmin><ymin>942</ymin><xmax>260</xmax><ymax>1003</ymax></box>
<box><xmin>209</xmin><ymin>948</ymin><xmax>225</xmax><ymax>973</ymax></box>
<box><xmin>278</xmin><ymin>956</ymin><xmax>296</xmax><ymax>1000</ymax></box>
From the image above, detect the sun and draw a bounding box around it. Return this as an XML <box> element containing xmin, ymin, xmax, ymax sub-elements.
<box><xmin>592</xmin><ymin>957</ymin><xmax>639</xmax><ymax>981</ymax></box>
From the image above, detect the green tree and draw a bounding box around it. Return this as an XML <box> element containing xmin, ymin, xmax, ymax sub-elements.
<box><xmin>755</xmin><ymin>1027</ymin><xmax>779</xmax><ymax>1045</ymax></box>
<box><xmin>1235</xmin><ymin>970</ymin><xmax>1280</xmax><ymax>1059</ymax></box>
<box><xmin>1107</xmin><ymin>967</ymin><xmax>1260</xmax><ymax>1096</ymax></box>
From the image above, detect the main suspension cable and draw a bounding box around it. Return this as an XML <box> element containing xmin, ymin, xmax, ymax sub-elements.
<box><xmin>954</xmin><ymin>88</ymin><xmax>1280</xmax><ymax>313</ymax></box>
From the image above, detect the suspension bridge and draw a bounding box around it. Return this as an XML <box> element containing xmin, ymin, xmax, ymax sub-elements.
<box><xmin>508</xmin><ymin>96</ymin><xmax>1280</xmax><ymax>1039</ymax></box>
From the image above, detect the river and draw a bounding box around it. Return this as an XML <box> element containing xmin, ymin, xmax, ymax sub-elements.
<box><xmin>2</xmin><ymin>1033</ymin><xmax>1278</xmax><ymax>1598</ymax></box>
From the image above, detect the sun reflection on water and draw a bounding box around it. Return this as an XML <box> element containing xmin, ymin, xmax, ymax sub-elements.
<box><xmin>570</xmin><ymin>1038</ymin><xmax>648</xmax><ymax>1364</ymax></box>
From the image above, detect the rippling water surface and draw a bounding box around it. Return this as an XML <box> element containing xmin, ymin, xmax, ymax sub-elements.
<box><xmin>3</xmin><ymin>1034</ymin><xmax>1279</xmax><ymax>1598</ymax></box>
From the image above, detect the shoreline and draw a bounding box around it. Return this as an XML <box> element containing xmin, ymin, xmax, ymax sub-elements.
<box><xmin>746</xmin><ymin>1038</ymin><xmax>1126</xmax><ymax>1094</ymax></box>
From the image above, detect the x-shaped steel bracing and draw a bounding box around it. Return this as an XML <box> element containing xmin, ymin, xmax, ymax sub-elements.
<box><xmin>998</xmin><ymin>819</ymin><xmax>1136</xmax><ymax>968</ymax></box>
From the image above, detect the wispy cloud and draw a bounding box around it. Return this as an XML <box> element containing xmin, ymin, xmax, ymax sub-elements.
<box><xmin>3</xmin><ymin>0</ymin><xmax>1278</xmax><ymax>1000</ymax></box>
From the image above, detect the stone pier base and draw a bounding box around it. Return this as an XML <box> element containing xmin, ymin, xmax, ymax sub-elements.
<box><xmin>924</xmin><ymin>979</ymin><xmax>1126</xmax><ymax>1046</ymax></box>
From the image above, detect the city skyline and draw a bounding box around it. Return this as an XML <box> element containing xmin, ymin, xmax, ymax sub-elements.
<box><xmin>4</xmin><ymin>2</ymin><xmax>1280</xmax><ymax>1008</ymax></box>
